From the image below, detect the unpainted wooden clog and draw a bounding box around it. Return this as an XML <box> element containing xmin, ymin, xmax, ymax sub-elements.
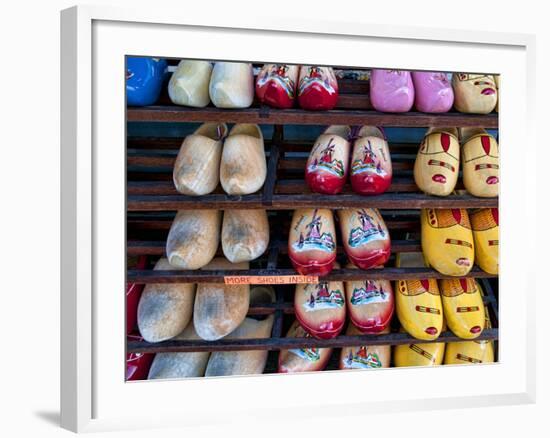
<box><xmin>305</xmin><ymin>125</ymin><xmax>351</xmax><ymax>195</ymax></box>
<box><xmin>173</xmin><ymin>123</ymin><xmax>228</xmax><ymax>196</ymax></box>
<box><xmin>166</xmin><ymin>209</ymin><xmax>221</xmax><ymax>270</ymax></box>
<box><xmin>220</xmin><ymin>124</ymin><xmax>267</xmax><ymax>195</ymax></box>
<box><xmin>137</xmin><ymin>258</ymin><xmax>196</xmax><ymax>343</ymax></box>
<box><xmin>209</xmin><ymin>62</ymin><xmax>254</xmax><ymax>108</ymax></box>
<box><xmin>147</xmin><ymin>324</ymin><xmax>211</xmax><ymax>379</ymax></box>
<box><xmin>205</xmin><ymin>286</ymin><xmax>275</xmax><ymax>376</ymax></box>
<box><xmin>168</xmin><ymin>60</ymin><xmax>213</xmax><ymax>107</ymax></box>
<box><xmin>193</xmin><ymin>258</ymin><xmax>250</xmax><ymax>341</ymax></box>
<box><xmin>222</xmin><ymin>209</ymin><xmax>269</xmax><ymax>263</ymax></box>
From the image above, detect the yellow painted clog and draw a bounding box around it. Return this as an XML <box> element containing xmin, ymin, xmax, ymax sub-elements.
<box><xmin>460</xmin><ymin>128</ymin><xmax>499</xmax><ymax>198</ymax></box>
<box><xmin>471</xmin><ymin>208</ymin><xmax>499</xmax><ymax>275</ymax></box>
<box><xmin>452</xmin><ymin>73</ymin><xmax>497</xmax><ymax>114</ymax></box>
<box><xmin>393</xmin><ymin>325</ymin><xmax>446</xmax><ymax>367</ymax></box>
<box><xmin>395</xmin><ymin>252</ymin><xmax>443</xmax><ymax>341</ymax></box>
<box><xmin>421</xmin><ymin>208</ymin><xmax>474</xmax><ymax>276</ymax></box>
<box><xmin>414</xmin><ymin>128</ymin><xmax>460</xmax><ymax>197</ymax></box>
<box><xmin>440</xmin><ymin>278</ymin><xmax>485</xmax><ymax>339</ymax></box>
<box><xmin>444</xmin><ymin>306</ymin><xmax>494</xmax><ymax>364</ymax></box>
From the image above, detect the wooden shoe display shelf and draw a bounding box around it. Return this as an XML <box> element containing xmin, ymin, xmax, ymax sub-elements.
<box><xmin>126</xmin><ymin>68</ymin><xmax>499</xmax><ymax>372</ymax></box>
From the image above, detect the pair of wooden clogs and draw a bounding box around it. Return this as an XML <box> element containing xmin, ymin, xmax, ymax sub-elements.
<box><xmin>294</xmin><ymin>271</ymin><xmax>395</xmax><ymax>339</ymax></box>
<box><xmin>394</xmin><ymin>306</ymin><xmax>494</xmax><ymax>367</ymax></box>
<box><xmin>278</xmin><ymin>320</ymin><xmax>391</xmax><ymax>373</ymax></box>
<box><xmin>414</xmin><ymin>127</ymin><xmax>499</xmax><ymax>198</ymax></box>
<box><xmin>137</xmin><ymin>257</ymin><xmax>257</xmax><ymax>345</ymax></box>
<box><xmin>126</xmin><ymin>57</ymin><xmax>168</xmax><ymax>106</ymax></box>
<box><xmin>305</xmin><ymin>125</ymin><xmax>392</xmax><ymax>195</ymax></box>
<box><xmin>396</xmin><ymin>251</ymin><xmax>487</xmax><ymax>342</ymax></box>
<box><xmin>169</xmin><ymin>61</ymin><xmax>254</xmax><ymax>108</ymax></box>
<box><xmin>256</xmin><ymin>65</ymin><xmax>339</xmax><ymax>110</ymax></box>
<box><xmin>421</xmin><ymin>208</ymin><xmax>499</xmax><ymax>276</ymax></box>
<box><xmin>165</xmin><ymin>209</ymin><xmax>269</xmax><ymax>269</ymax></box>
<box><xmin>173</xmin><ymin>123</ymin><xmax>266</xmax><ymax>196</ymax></box>
<box><xmin>147</xmin><ymin>286</ymin><xmax>276</xmax><ymax>379</ymax></box>
<box><xmin>288</xmin><ymin>208</ymin><xmax>391</xmax><ymax>276</ymax></box>
<box><xmin>370</xmin><ymin>70</ymin><xmax>453</xmax><ymax>113</ymax></box>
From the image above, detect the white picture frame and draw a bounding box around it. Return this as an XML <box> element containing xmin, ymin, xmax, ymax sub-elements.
<box><xmin>60</xmin><ymin>5</ymin><xmax>536</xmax><ymax>433</ymax></box>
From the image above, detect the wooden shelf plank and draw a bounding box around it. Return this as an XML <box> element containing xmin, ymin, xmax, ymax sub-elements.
<box><xmin>127</xmin><ymin>192</ymin><xmax>498</xmax><ymax>211</ymax></box>
<box><xmin>127</xmin><ymin>328</ymin><xmax>499</xmax><ymax>353</ymax></box>
<box><xmin>127</xmin><ymin>106</ymin><xmax>498</xmax><ymax>128</ymax></box>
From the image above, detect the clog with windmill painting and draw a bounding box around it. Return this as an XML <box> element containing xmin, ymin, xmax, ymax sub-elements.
<box><xmin>297</xmin><ymin>66</ymin><xmax>339</xmax><ymax>111</ymax></box>
<box><xmin>255</xmin><ymin>64</ymin><xmax>299</xmax><ymax>109</ymax></box>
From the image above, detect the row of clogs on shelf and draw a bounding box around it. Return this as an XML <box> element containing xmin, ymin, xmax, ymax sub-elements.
<box><xmin>304</xmin><ymin>125</ymin><xmax>499</xmax><ymax>198</ymax></box>
<box><xmin>154</xmin><ymin>206</ymin><xmax>497</xmax><ymax>281</ymax></box>
<box><xmin>126</xmin><ymin>57</ymin><xmax>499</xmax><ymax>114</ymax></box>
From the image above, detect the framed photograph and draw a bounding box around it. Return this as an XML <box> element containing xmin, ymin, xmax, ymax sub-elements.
<box><xmin>61</xmin><ymin>5</ymin><xmax>536</xmax><ymax>433</ymax></box>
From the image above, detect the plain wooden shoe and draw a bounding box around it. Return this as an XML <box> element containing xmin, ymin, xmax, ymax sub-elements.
<box><xmin>305</xmin><ymin>125</ymin><xmax>351</xmax><ymax>195</ymax></box>
<box><xmin>297</xmin><ymin>66</ymin><xmax>339</xmax><ymax>111</ymax></box>
<box><xmin>421</xmin><ymin>208</ymin><xmax>474</xmax><ymax>277</ymax></box>
<box><xmin>471</xmin><ymin>208</ymin><xmax>499</xmax><ymax>275</ymax></box>
<box><xmin>339</xmin><ymin>325</ymin><xmax>391</xmax><ymax>370</ymax></box>
<box><xmin>413</xmin><ymin>127</ymin><xmax>460</xmax><ymax>197</ymax></box>
<box><xmin>350</xmin><ymin>126</ymin><xmax>392</xmax><ymax>195</ymax></box>
<box><xmin>277</xmin><ymin>320</ymin><xmax>333</xmax><ymax>373</ymax></box>
<box><xmin>193</xmin><ymin>258</ymin><xmax>250</xmax><ymax>341</ymax></box>
<box><xmin>220</xmin><ymin>124</ymin><xmax>267</xmax><ymax>195</ymax></box>
<box><xmin>222</xmin><ymin>209</ymin><xmax>270</xmax><ymax>263</ymax></box>
<box><xmin>209</xmin><ymin>62</ymin><xmax>254</xmax><ymax>108</ymax></box>
<box><xmin>338</xmin><ymin>208</ymin><xmax>391</xmax><ymax>269</ymax></box>
<box><xmin>173</xmin><ymin>123</ymin><xmax>228</xmax><ymax>196</ymax></box>
<box><xmin>255</xmin><ymin>64</ymin><xmax>299</xmax><ymax>109</ymax></box>
<box><xmin>147</xmin><ymin>324</ymin><xmax>211</xmax><ymax>379</ymax></box>
<box><xmin>370</xmin><ymin>69</ymin><xmax>414</xmax><ymax>113</ymax></box>
<box><xmin>460</xmin><ymin>127</ymin><xmax>499</xmax><ymax>198</ymax></box>
<box><xmin>440</xmin><ymin>278</ymin><xmax>485</xmax><ymax>339</ymax></box>
<box><xmin>168</xmin><ymin>60</ymin><xmax>213</xmax><ymax>107</ymax></box>
<box><xmin>294</xmin><ymin>264</ymin><xmax>346</xmax><ymax>340</ymax></box>
<box><xmin>205</xmin><ymin>286</ymin><xmax>275</xmax><ymax>376</ymax></box>
<box><xmin>137</xmin><ymin>258</ymin><xmax>196</xmax><ymax>343</ymax></box>
<box><xmin>166</xmin><ymin>209</ymin><xmax>221</xmax><ymax>269</ymax></box>
<box><xmin>288</xmin><ymin>208</ymin><xmax>337</xmax><ymax>276</ymax></box>
<box><xmin>452</xmin><ymin>73</ymin><xmax>497</xmax><ymax>114</ymax></box>
<box><xmin>395</xmin><ymin>252</ymin><xmax>443</xmax><ymax>341</ymax></box>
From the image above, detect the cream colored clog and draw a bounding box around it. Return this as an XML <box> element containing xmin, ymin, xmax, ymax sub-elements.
<box><xmin>460</xmin><ymin>127</ymin><xmax>499</xmax><ymax>198</ymax></box>
<box><xmin>137</xmin><ymin>258</ymin><xmax>196</xmax><ymax>343</ymax></box>
<box><xmin>168</xmin><ymin>60</ymin><xmax>213</xmax><ymax>107</ymax></box>
<box><xmin>452</xmin><ymin>73</ymin><xmax>497</xmax><ymax>114</ymax></box>
<box><xmin>166</xmin><ymin>209</ymin><xmax>221</xmax><ymax>269</ymax></box>
<box><xmin>222</xmin><ymin>209</ymin><xmax>270</xmax><ymax>263</ymax></box>
<box><xmin>209</xmin><ymin>62</ymin><xmax>254</xmax><ymax>108</ymax></box>
<box><xmin>173</xmin><ymin>123</ymin><xmax>228</xmax><ymax>196</ymax></box>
